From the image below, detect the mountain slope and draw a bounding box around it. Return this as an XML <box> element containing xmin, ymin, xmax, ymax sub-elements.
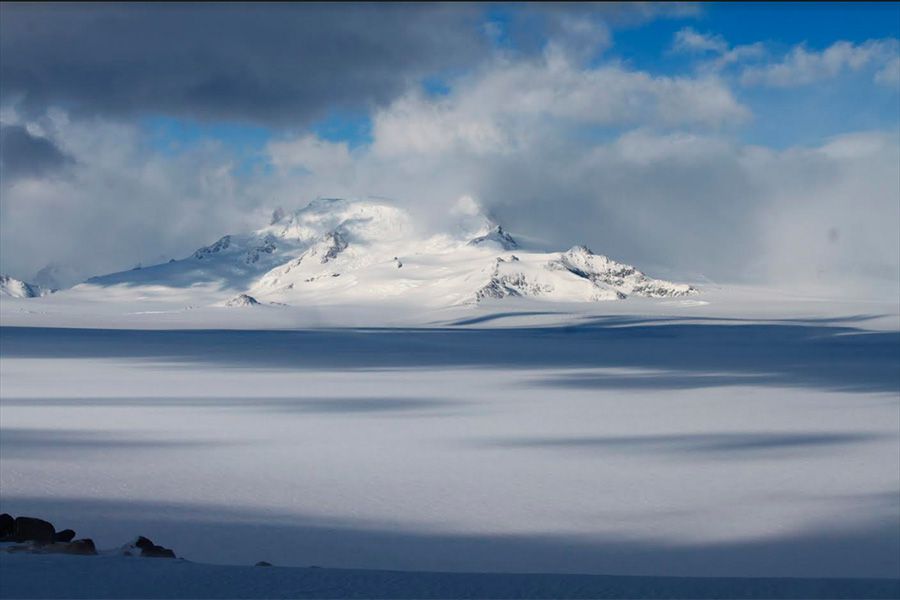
<box><xmin>71</xmin><ymin>198</ymin><xmax>696</xmax><ymax>307</ymax></box>
<box><xmin>0</xmin><ymin>275</ymin><xmax>48</xmax><ymax>298</ymax></box>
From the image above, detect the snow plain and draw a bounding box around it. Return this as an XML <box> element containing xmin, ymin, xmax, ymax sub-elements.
<box><xmin>2</xmin><ymin>553</ymin><xmax>899</xmax><ymax>599</ymax></box>
<box><xmin>1</xmin><ymin>286</ymin><xmax>899</xmax><ymax>593</ymax></box>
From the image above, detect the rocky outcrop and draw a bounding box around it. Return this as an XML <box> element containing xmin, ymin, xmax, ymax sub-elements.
<box><xmin>0</xmin><ymin>514</ymin><xmax>175</xmax><ymax>559</ymax></box>
<box><xmin>468</xmin><ymin>225</ymin><xmax>518</xmax><ymax>250</ymax></box>
<box><xmin>11</xmin><ymin>517</ymin><xmax>55</xmax><ymax>544</ymax></box>
<box><xmin>53</xmin><ymin>529</ymin><xmax>76</xmax><ymax>543</ymax></box>
<box><xmin>0</xmin><ymin>514</ymin><xmax>13</xmax><ymax>537</ymax></box>
<box><xmin>194</xmin><ymin>235</ymin><xmax>232</xmax><ymax>260</ymax></box>
<box><xmin>130</xmin><ymin>535</ymin><xmax>177</xmax><ymax>559</ymax></box>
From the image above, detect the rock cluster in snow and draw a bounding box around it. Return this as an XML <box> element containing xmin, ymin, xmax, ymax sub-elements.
<box><xmin>0</xmin><ymin>514</ymin><xmax>96</xmax><ymax>555</ymax></box>
<box><xmin>0</xmin><ymin>513</ymin><xmax>177</xmax><ymax>559</ymax></box>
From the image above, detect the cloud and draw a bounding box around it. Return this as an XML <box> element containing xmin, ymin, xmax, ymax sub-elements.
<box><xmin>256</xmin><ymin>58</ymin><xmax>896</xmax><ymax>293</ymax></box>
<box><xmin>542</xmin><ymin>14</ymin><xmax>612</xmax><ymax>65</ymax></box>
<box><xmin>875</xmin><ymin>56</ymin><xmax>900</xmax><ymax>87</ymax></box>
<box><xmin>267</xmin><ymin>136</ymin><xmax>353</xmax><ymax>175</ymax></box>
<box><xmin>0</xmin><ymin>3</ymin><xmax>488</xmax><ymax>126</ymax></box>
<box><xmin>740</xmin><ymin>39</ymin><xmax>900</xmax><ymax>87</ymax></box>
<box><xmin>673</xmin><ymin>27</ymin><xmax>728</xmax><ymax>54</ymax></box>
<box><xmin>673</xmin><ymin>29</ymin><xmax>900</xmax><ymax>88</ymax></box>
<box><xmin>671</xmin><ymin>27</ymin><xmax>767</xmax><ymax>74</ymax></box>
<box><xmin>3</xmin><ymin>111</ymin><xmax>897</xmax><ymax>295</ymax></box>
<box><xmin>0</xmin><ymin>123</ymin><xmax>72</xmax><ymax>182</ymax></box>
<box><xmin>369</xmin><ymin>52</ymin><xmax>749</xmax><ymax>160</ymax></box>
<box><xmin>0</xmin><ymin>111</ymin><xmax>266</xmax><ymax>280</ymax></box>
<box><xmin>754</xmin><ymin>132</ymin><xmax>900</xmax><ymax>289</ymax></box>
<box><xmin>0</xmin><ymin>12</ymin><xmax>896</xmax><ymax>297</ymax></box>
<box><xmin>0</xmin><ymin>3</ymin><xmax>703</xmax><ymax>127</ymax></box>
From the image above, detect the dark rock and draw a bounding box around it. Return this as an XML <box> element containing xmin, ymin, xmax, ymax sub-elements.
<box><xmin>141</xmin><ymin>544</ymin><xmax>176</xmax><ymax>559</ymax></box>
<box><xmin>134</xmin><ymin>536</ymin><xmax>154</xmax><ymax>549</ymax></box>
<box><xmin>255</xmin><ymin>561</ymin><xmax>273</xmax><ymax>567</ymax></box>
<box><xmin>0</xmin><ymin>514</ymin><xmax>14</xmax><ymax>537</ymax></box>
<box><xmin>14</xmin><ymin>516</ymin><xmax>55</xmax><ymax>544</ymax></box>
<box><xmin>54</xmin><ymin>529</ymin><xmax>76</xmax><ymax>543</ymax></box>
<box><xmin>68</xmin><ymin>538</ymin><xmax>97</xmax><ymax>555</ymax></box>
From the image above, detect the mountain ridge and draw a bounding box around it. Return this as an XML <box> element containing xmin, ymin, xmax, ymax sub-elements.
<box><xmin>55</xmin><ymin>198</ymin><xmax>697</xmax><ymax>307</ymax></box>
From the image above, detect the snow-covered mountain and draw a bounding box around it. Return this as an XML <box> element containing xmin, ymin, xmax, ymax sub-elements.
<box><xmin>75</xmin><ymin>198</ymin><xmax>696</xmax><ymax>307</ymax></box>
<box><xmin>0</xmin><ymin>275</ymin><xmax>48</xmax><ymax>298</ymax></box>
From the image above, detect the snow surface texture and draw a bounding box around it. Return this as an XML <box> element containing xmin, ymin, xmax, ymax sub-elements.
<box><xmin>1</xmin><ymin>553</ymin><xmax>897</xmax><ymax>599</ymax></box>
<box><xmin>33</xmin><ymin>198</ymin><xmax>694</xmax><ymax>309</ymax></box>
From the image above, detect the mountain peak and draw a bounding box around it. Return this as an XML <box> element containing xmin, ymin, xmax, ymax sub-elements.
<box><xmin>468</xmin><ymin>225</ymin><xmax>518</xmax><ymax>250</ymax></box>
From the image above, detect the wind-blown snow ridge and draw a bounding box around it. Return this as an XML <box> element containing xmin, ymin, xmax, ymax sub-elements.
<box><xmin>71</xmin><ymin>198</ymin><xmax>696</xmax><ymax>307</ymax></box>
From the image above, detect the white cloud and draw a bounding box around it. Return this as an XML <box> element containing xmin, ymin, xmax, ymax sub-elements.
<box><xmin>740</xmin><ymin>39</ymin><xmax>900</xmax><ymax>87</ymax></box>
<box><xmin>267</xmin><ymin>135</ymin><xmax>353</xmax><ymax>174</ymax></box>
<box><xmin>673</xmin><ymin>30</ymin><xmax>899</xmax><ymax>90</ymax></box>
<box><xmin>671</xmin><ymin>27</ymin><xmax>767</xmax><ymax>75</ymax></box>
<box><xmin>673</xmin><ymin>27</ymin><xmax>728</xmax><ymax>54</ymax></box>
<box><xmin>707</xmin><ymin>43</ymin><xmax>767</xmax><ymax>72</ymax></box>
<box><xmin>370</xmin><ymin>93</ymin><xmax>510</xmax><ymax>158</ymax></box>
<box><xmin>370</xmin><ymin>52</ymin><xmax>749</xmax><ymax>162</ymax></box>
<box><xmin>611</xmin><ymin>129</ymin><xmax>733</xmax><ymax>165</ymax></box>
<box><xmin>0</xmin><ymin>109</ymin><xmax>264</xmax><ymax>279</ymax></box>
<box><xmin>255</xmin><ymin>80</ymin><xmax>897</xmax><ymax>292</ymax></box>
<box><xmin>543</xmin><ymin>14</ymin><xmax>612</xmax><ymax>65</ymax></box>
<box><xmin>756</xmin><ymin>131</ymin><xmax>900</xmax><ymax>288</ymax></box>
<box><xmin>875</xmin><ymin>55</ymin><xmax>900</xmax><ymax>87</ymax></box>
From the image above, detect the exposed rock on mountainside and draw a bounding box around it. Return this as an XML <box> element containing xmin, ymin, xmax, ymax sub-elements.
<box><xmin>468</xmin><ymin>225</ymin><xmax>519</xmax><ymax>250</ymax></box>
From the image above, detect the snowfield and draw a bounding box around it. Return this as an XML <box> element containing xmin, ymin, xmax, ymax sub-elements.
<box><xmin>1</xmin><ymin>300</ymin><xmax>898</xmax><ymax>587</ymax></box>
<box><xmin>1</xmin><ymin>552</ymin><xmax>898</xmax><ymax>599</ymax></box>
<box><xmin>0</xmin><ymin>197</ymin><xmax>898</xmax><ymax>597</ymax></box>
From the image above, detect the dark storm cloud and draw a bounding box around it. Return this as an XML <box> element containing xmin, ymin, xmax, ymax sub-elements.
<box><xmin>0</xmin><ymin>3</ymin><xmax>487</xmax><ymax>126</ymax></box>
<box><xmin>0</xmin><ymin>123</ymin><xmax>71</xmax><ymax>182</ymax></box>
